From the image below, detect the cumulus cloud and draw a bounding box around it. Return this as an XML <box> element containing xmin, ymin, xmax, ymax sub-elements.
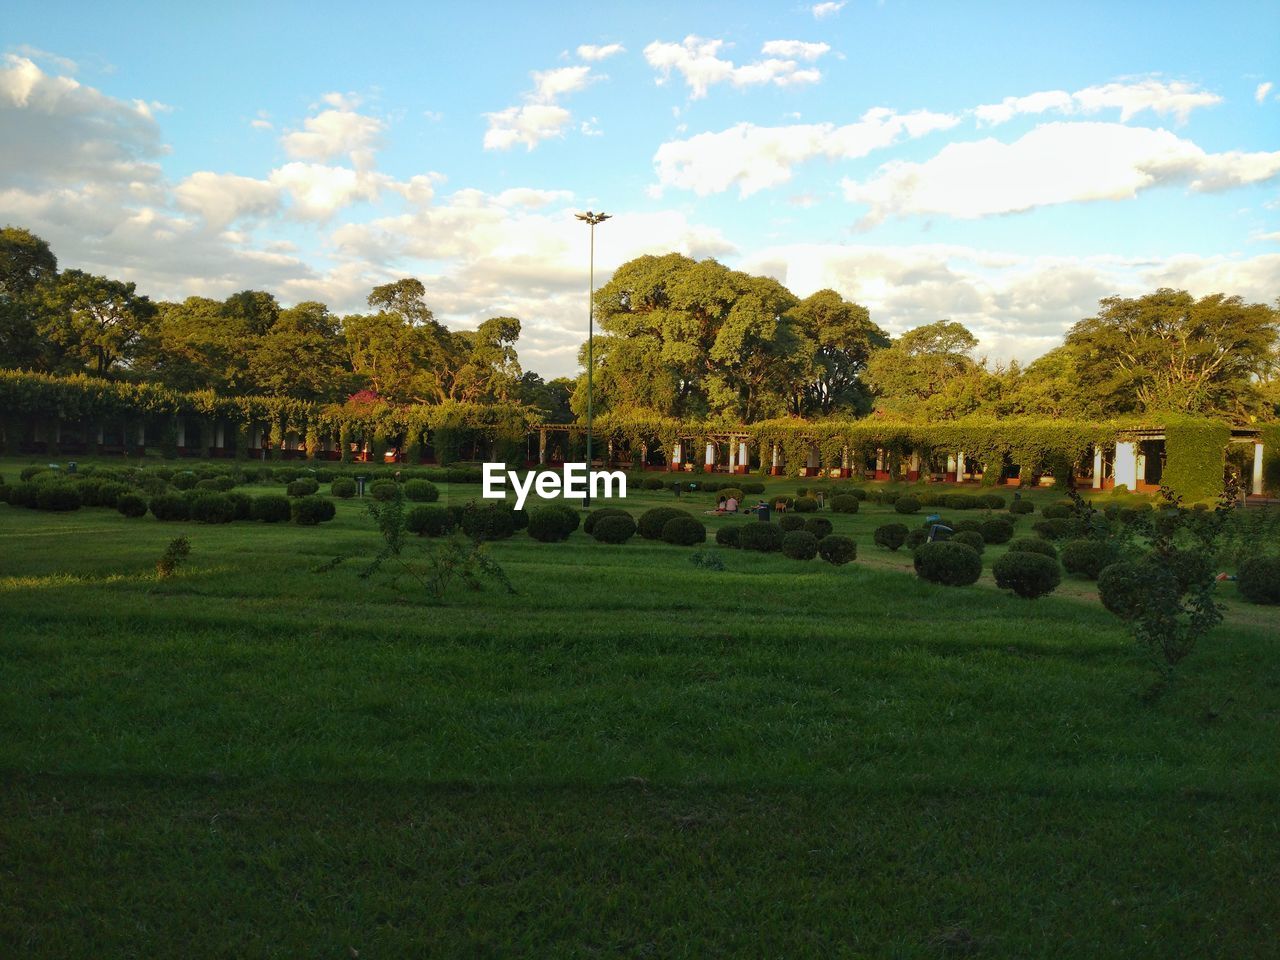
<box><xmin>280</xmin><ymin>93</ymin><xmax>384</xmax><ymax>169</ymax></box>
<box><xmin>484</xmin><ymin>65</ymin><xmax>597</xmax><ymax>150</ymax></box>
<box><xmin>643</xmin><ymin>35</ymin><xmax>828</xmax><ymax>99</ymax></box>
<box><xmin>174</xmin><ymin>171</ymin><xmax>281</xmax><ymax>229</ymax></box>
<box><xmin>1256</xmin><ymin>81</ymin><xmax>1274</xmax><ymax>104</ymax></box>
<box><xmin>975</xmin><ymin>78</ymin><xmax>1221</xmax><ymax>127</ymax></box>
<box><xmin>842</xmin><ymin>122</ymin><xmax>1280</xmax><ymax>223</ymax></box>
<box><xmin>577</xmin><ymin>43</ymin><xmax>624</xmax><ymax>61</ymax></box>
<box><xmin>811</xmin><ymin>1</ymin><xmax>846</xmax><ymax>18</ymax></box>
<box><xmin>653</xmin><ymin>107</ymin><xmax>960</xmax><ymax>196</ymax></box>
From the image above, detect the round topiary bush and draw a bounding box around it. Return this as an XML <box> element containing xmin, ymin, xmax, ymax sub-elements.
<box><xmin>978</xmin><ymin>518</ymin><xmax>1014</xmax><ymax>545</ymax></box>
<box><xmin>993</xmin><ymin>551</ymin><xmax>1062</xmax><ymax>599</ymax></box>
<box><xmin>779</xmin><ymin>514</ymin><xmax>805</xmax><ymax>532</ymax></box>
<box><xmin>781</xmin><ymin>529</ymin><xmax>818</xmax><ymax>560</ymax></box>
<box><xmin>1097</xmin><ymin>560</ymin><xmax>1165</xmax><ymax>620</ymax></box>
<box><xmin>286</xmin><ymin>478</ymin><xmax>320</xmax><ymax>497</ymax></box>
<box><xmin>273</xmin><ymin>467</ymin><xmax>300</xmax><ymax>483</ymax></box>
<box><xmin>1237</xmin><ymin>556</ymin><xmax>1280</xmax><ymax>605</ymax></box>
<box><xmin>1060</xmin><ymin>539</ymin><xmax>1121</xmax><ymax>580</ymax></box>
<box><xmin>894</xmin><ymin>495</ymin><xmax>921</xmax><ymax>515</ymax></box>
<box><xmin>251</xmin><ymin>494</ymin><xmax>291</xmax><ymax>523</ymax></box>
<box><xmin>35</xmin><ymin>484</ymin><xmax>82</xmax><ymax>512</ymax></box>
<box><xmin>793</xmin><ymin>496</ymin><xmax>818</xmax><ymax>513</ymax></box>
<box><xmin>1010</xmin><ymin>500</ymin><xmax>1035</xmax><ymax>515</ymax></box>
<box><xmin>905</xmin><ymin>528</ymin><xmax>929</xmax><ymax>549</ymax></box>
<box><xmin>406</xmin><ymin>505</ymin><xmax>454</xmax><ymax>536</ymax></box>
<box><xmin>458</xmin><ymin>502</ymin><xmax>518</xmax><ymax>541</ymax></box>
<box><xmin>718</xmin><ymin>487</ymin><xmax>745</xmax><ymax>503</ymax></box>
<box><xmin>291</xmin><ymin>495</ymin><xmax>335</xmax><ymax>525</ymax></box>
<box><xmin>1033</xmin><ymin>518</ymin><xmax>1083</xmax><ymax>540</ymax></box>
<box><xmin>943</xmin><ymin>493</ymin><xmax>981</xmax><ymax>510</ymax></box>
<box><xmin>314</xmin><ymin>469</ymin><xmax>335</xmax><ymax>483</ymax></box>
<box><xmin>952</xmin><ymin>530</ymin><xmax>985</xmax><ymax>553</ymax></box>
<box><xmin>641</xmin><ymin>476</ymin><xmax>665</xmax><ymax>490</ymax></box>
<box><xmin>739</xmin><ymin>522</ymin><xmax>783</xmax><ymax>552</ymax></box>
<box><xmin>831</xmin><ymin>494</ymin><xmax>860</xmax><ymax>514</ymax></box>
<box><xmin>803</xmin><ymin>517</ymin><xmax>833</xmax><ymax>539</ymax></box>
<box><xmin>715</xmin><ymin>524</ymin><xmax>741</xmax><ymax>548</ymax></box>
<box><xmin>742</xmin><ymin>481</ymin><xmax>765</xmax><ymax>494</ymax></box>
<box><xmin>528</xmin><ymin>504</ymin><xmax>581</xmax><ymax>542</ymax></box>
<box><xmin>1007</xmin><ymin>537</ymin><xmax>1057</xmax><ymax>559</ymax></box>
<box><xmin>818</xmin><ymin>534</ymin><xmax>856</xmax><ymax>565</ymax></box>
<box><xmin>584</xmin><ymin>507</ymin><xmax>630</xmax><ymax>535</ymax></box>
<box><xmin>117</xmin><ymin>493</ymin><xmax>148</xmax><ymax>518</ymax></box>
<box><xmin>979</xmin><ymin>494</ymin><xmax>1007</xmax><ymax>510</ymax></box>
<box><xmin>662</xmin><ymin>515</ymin><xmax>707</xmax><ymax>546</ymax></box>
<box><xmin>592</xmin><ymin>514</ymin><xmax>637</xmax><ymax>544</ymax></box>
<box><xmin>226</xmin><ymin>491</ymin><xmax>253</xmax><ymax>521</ymax></box>
<box><xmin>370</xmin><ymin>480</ymin><xmax>399</xmax><ymax>502</ymax></box>
<box><xmin>171</xmin><ymin>472</ymin><xmax>198</xmax><ymax>491</ymax></box>
<box><xmin>638</xmin><ymin>507</ymin><xmax>690</xmax><ymax>540</ymax></box>
<box><xmin>874</xmin><ymin>523</ymin><xmax>908</xmax><ymax>551</ymax></box>
<box><xmin>404</xmin><ymin>479</ymin><xmax>439</xmax><ymax>502</ymax></box>
<box><xmin>331</xmin><ymin>478</ymin><xmax>357</xmax><ymax>498</ymax></box>
<box><xmin>190</xmin><ymin>492</ymin><xmax>236</xmax><ymax>524</ymax></box>
<box><xmin>1041</xmin><ymin>503</ymin><xmax>1073</xmax><ymax>520</ymax></box>
<box><xmin>913</xmin><ymin>541</ymin><xmax>982</xmax><ymax>586</ymax></box>
<box><xmin>150</xmin><ymin>493</ymin><xmax>191</xmax><ymax>522</ymax></box>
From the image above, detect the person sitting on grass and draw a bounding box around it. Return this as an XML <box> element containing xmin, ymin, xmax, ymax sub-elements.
<box><xmin>724</xmin><ymin>495</ymin><xmax>739</xmax><ymax>513</ymax></box>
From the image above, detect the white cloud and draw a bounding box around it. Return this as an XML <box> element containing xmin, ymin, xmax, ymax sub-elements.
<box><xmin>975</xmin><ymin>78</ymin><xmax>1221</xmax><ymax>127</ymax></box>
<box><xmin>653</xmin><ymin>107</ymin><xmax>961</xmax><ymax>196</ymax></box>
<box><xmin>484</xmin><ymin>65</ymin><xmax>597</xmax><ymax>151</ymax></box>
<box><xmin>577</xmin><ymin>43</ymin><xmax>625</xmax><ymax>61</ymax></box>
<box><xmin>1256</xmin><ymin>81</ymin><xmax>1274</xmax><ymax>104</ymax></box>
<box><xmin>760</xmin><ymin>40</ymin><xmax>831</xmax><ymax>61</ymax></box>
<box><xmin>280</xmin><ymin>95</ymin><xmax>384</xmax><ymax>169</ymax></box>
<box><xmin>842</xmin><ymin>122</ymin><xmax>1280</xmax><ymax>223</ymax></box>
<box><xmin>268</xmin><ymin>162</ymin><xmax>385</xmax><ymax>219</ymax></box>
<box><xmin>531</xmin><ymin>65</ymin><xmax>594</xmax><ymax>102</ymax></box>
<box><xmin>174</xmin><ymin>172</ymin><xmax>281</xmax><ymax>229</ymax></box>
<box><xmin>643</xmin><ymin>35</ymin><xmax>828</xmax><ymax>99</ymax></box>
<box><xmin>811</xmin><ymin>1</ymin><xmax>846</xmax><ymax>18</ymax></box>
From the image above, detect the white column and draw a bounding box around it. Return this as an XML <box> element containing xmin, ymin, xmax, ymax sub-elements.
<box><xmin>672</xmin><ymin>441</ymin><xmax>682</xmax><ymax>467</ymax></box>
<box><xmin>771</xmin><ymin>444</ymin><xmax>779</xmax><ymax>471</ymax></box>
<box><xmin>876</xmin><ymin>449</ymin><xmax>885</xmax><ymax>472</ymax></box>
<box><xmin>808</xmin><ymin>446</ymin><xmax>819</xmax><ymax>470</ymax></box>
<box><xmin>1114</xmin><ymin>441</ymin><xmax>1138</xmax><ymax>489</ymax></box>
<box><xmin>137</xmin><ymin>424</ymin><xmax>146</xmax><ymax>446</ymax></box>
<box><xmin>1253</xmin><ymin>442</ymin><xmax>1264</xmax><ymax>496</ymax></box>
<box><xmin>956</xmin><ymin>451</ymin><xmax>966</xmax><ymax>480</ymax></box>
<box><xmin>728</xmin><ymin>443</ymin><xmax>737</xmax><ymax>472</ymax></box>
<box><xmin>946</xmin><ymin>454</ymin><xmax>956</xmax><ymax>474</ymax></box>
<box><xmin>738</xmin><ymin>441</ymin><xmax>748</xmax><ymax>473</ymax></box>
<box><xmin>705</xmin><ymin>442</ymin><xmax>715</xmax><ymax>470</ymax></box>
<box><xmin>909</xmin><ymin>451</ymin><xmax>920</xmax><ymax>474</ymax></box>
<box><xmin>176</xmin><ymin>422</ymin><xmax>186</xmax><ymax>447</ymax></box>
<box><xmin>1092</xmin><ymin>447</ymin><xmax>1103</xmax><ymax>489</ymax></box>
<box><xmin>841</xmin><ymin>445</ymin><xmax>850</xmax><ymax>474</ymax></box>
<box><xmin>216</xmin><ymin>423</ymin><xmax>226</xmax><ymax>448</ymax></box>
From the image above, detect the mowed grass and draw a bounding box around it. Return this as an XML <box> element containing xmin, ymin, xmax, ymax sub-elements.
<box><xmin>1</xmin><ymin>459</ymin><xmax>1278</xmax><ymax>958</ymax></box>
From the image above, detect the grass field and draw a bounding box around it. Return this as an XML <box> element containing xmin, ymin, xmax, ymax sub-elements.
<box><xmin>1</xmin><ymin>457</ymin><xmax>1277</xmax><ymax>958</ymax></box>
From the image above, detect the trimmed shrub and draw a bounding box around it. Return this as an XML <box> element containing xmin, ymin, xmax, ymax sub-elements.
<box><xmin>190</xmin><ymin>493</ymin><xmax>235</xmax><ymax>524</ymax></box>
<box><xmin>952</xmin><ymin>518</ymin><xmax>983</xmax><ymax>534</ymax></box>
<box><xmin>781</xmin><ymin>530</ymin><xmax>818</xmax><ymax>560</ymax></box>
<box><xmin>818</xmin><ymin>534</ymin><xmax>856</xmax><ymax>565</ymax></box>
<box><xmin>331</xmin><ymin>478</ymin><xmax>357</xmax><ymax>498</ymax></box>
<box><xmin>874</xmin><ymin>523</ymin><xmax>908</xmax><ymax>551</ymax></box>
<box><xmin>170</xmin><ymin>472</ymin><xmax>198</xmax><ymax>490</ymax></box>
<box><xmin>638</xmin><ymin>507</ymin><xmax>689</xmax><ymax>540</ymax></box>
<box><xmin>460</xmin><ymin>502</ymin><xmax>517</xmax><ymax>541</ymax></box>
<box><xmin>952</xmin><ymin>530</ymin><xmax>985</xmax><ymax>553</ymax></box>
<box><xmin>739</xmin><ymin>522</ymin><xmax>783</xmax><ymax>552</ymax></box>
<box><xmin>780</xmin><ymin>514</ymin><xmax>805</xmax><ymax>532</ymax></box>
<box><xmin>1061</xmin><ymin>539</ymin><xmax>1120</xmax><ymax>580</ymax></box>
<box><xmin>117</xmin><ymin>493</ymin><xmax>148</xmax><ymax>518</ymax></box>
<box><xmin>584</xmin><ymin>507</ymin><xmax>630</xmax><ymax>535</ymax></box>
<box><xmin>717</xmin><ymin>487</ymin><xmax>745</xmax><ymax>503</ymax></box>
<box><xmin>913</xmin><ymin>541</ymin><xmax>982</xmax><ymax>586</ymax></box>
<box><xmin>1010</xmin><ymin>500</ymin><xmax>1035</xmax><ymax>515</ymax></box>
<box><xmin>1097</xmin><ymin>561</ymin><xmax>1157</xmax><ymax>620</ymax></box>
<box><xmin>251</xmin><ymin>494</ymin><xmax>291</xmax><ymax>523</ymax></box>
<box><xmin>793</xmin><ymin>496</ymin><xmax>818</xmax><ymax>513</ymax></box>
<box><xmin>905</xmin><ymin>528</ymin><xmax>929</xmax><ymax>549</ymax></box>
<box><xmin>226</xmin><ymin>491</ymin><xmax>253</xmax><ymax>521</ymax></box>
<box><xmin>592</xmin><ymin>514</ymin><xmax>637</xmax><ymax>543</ymax></box>
<box><xmin>273</xmin><ymin>467</ymin><xmax>300</xmax><ymax>483</ymax></box>
<box><xmin>150</xmin><ymin>494</ymin><xmax>191</xmax><ymax>522</ymax></box>
<box><xmin>6</xmin><ymin>482</ymin><xmax>38</xmax><ymax>508</ymax></box>
<box><xmin>314</xmin><ymin>468</ymin><xmax>335</xmax><ymax>483</ymax></box>
<box><xmin>286</xmin><ymin>478</ymin><xmax>320</xmax><ymax>497</ymax></box>
<box><xmin>510</xmin><ymin>508</ymin><xmax>529</xmax><ymax>531</ymax></box>
<box><xmin>1033</xmin><ymin>517</ymin><xmax>1083</xmax><ymax>540</ymax></box>
<box><xmin>942</xmin><ymin>493</ymin><xmax>981</xmax><ymax>510</ymax></box>
<box><xmin>662</xmin><ymin>516</ymin><xmax>707</xmax><ymax>546</ymax></box>
<box><xmin>979</xmin><ymin>494</ymin><xmax>1007</xmax><ymax>510</ymax></box>
<box><xmin>641</xmin><ymin>477</ymin><xmax>665</xmax><ymax>490</ymax></box>
<box><xmin>1238</xmin><ymin>556</ymin><xmax>1280</xmax><ymax>605</ymax></box>
<box><xmin>771</xmin><ymin>495</ymin><xmax>795</xmax><ymax>511</ymax></box>
<box><xmin>528</xmin><ymin>504</ymin><xmax>581</xmax><ymax>542</ymax></box>
<box><xmin>978</xmin><ymin>518</ymin><xmax>1014</xmax><ymax>545</ymax></box>
<box><xmin>1008</xmin><ymin>537</ymin><xmax>1058</xmax><ymax>559</ymax></box>
<box><xmin>831</xmin><ymin>494</ymin><xmax>860</xmax><ymax>514</ymax></box>
<box><xmin>1042</xmin><ymin>504</ymin><xmax>1073</xmax><ymax>520</ymax></box>
<box><xmin>803</xmin><ymin>517</ymin><xmax>833</xmax><ymax>539</ymax></box>
<box><xmin>715</xmin><ymin>524</ymin><xmax>741</xmax><ymax>548</ymax></box>
<box><xmin>406</xmin><ymin>505</ymin><xmax>454</xmax><ymax>536</ymax></box>
<box><xmin>742</xmin><ymin>481</ymin><xmax>766</xmax><ymax>494</ymax></box>
<box><xmin>404</xmin><ymin>479</ymin><xmax>439</xmax><ymax>502</ymax></box>
<box><xmin>291</xmin><ymin>495</ymin><xmax>335</xmax><ymax>525</ymax></box>
<box><xmin>993</xmin><ymin>552</ymin><xmax>1062</xmax><ymax>599</ymax></box>
<box><xmin>19</xmin><ymin>465</ymin><xmax>47</xmax><ymax>481</ymax></box>
<box><xmin>894</xmin><ymin>495</ymin><xmax>921</xmax><ymax>515</ymax></box>
<box><xmin>370</xmin><ymin>479</ymin><xmax>399</xmax><ymax>502</ymax></box>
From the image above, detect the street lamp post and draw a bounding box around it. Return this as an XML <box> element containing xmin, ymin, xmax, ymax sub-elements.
<box><xmin>575</xmin><ymin>210</ymin><xmax>610</xmax><ymax>506</ymax></box>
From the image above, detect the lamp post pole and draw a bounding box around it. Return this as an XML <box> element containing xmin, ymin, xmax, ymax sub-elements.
<box><xmin>575</xmin><ymin>210</ymin><xmax>610</xmax><ymax>507</ymax></box>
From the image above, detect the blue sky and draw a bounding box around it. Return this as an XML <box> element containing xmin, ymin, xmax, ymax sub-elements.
<box><xmin>3</xmin><ymin>0</ymin><xmax>1278</xmax><ymax>376</ymax></box>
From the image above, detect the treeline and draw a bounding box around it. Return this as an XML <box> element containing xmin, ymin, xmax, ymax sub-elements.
<box><xmin>3</xmin><ymin>227</ymin><xmax>1278</xmax><ymax>426</ymax></box>
<box><xmin>0</xmin><ymin>226</ymin><xmax>574</xmax><ymax>420</ymax></box>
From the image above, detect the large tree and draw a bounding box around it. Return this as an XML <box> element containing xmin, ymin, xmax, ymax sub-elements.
<box><xmin>35</xmin><ymin>269</ymin><xmax>156</xmax><ymax>375</ymax></box>
<box><xmin>0</xmin><ymin>226</ymin><xmax>58</xmax><ymax>369</ymax></box>
<box><xmin>248</xmin><ymin>301</ymin><xmax>349</xmax><ymax>401</ymax></box>
<box><xmin>1064</xmin><ymin>289</ymin><xmax>1279</xmax><ymax>418</ymax></box>
<box><xmin>787</xmin><ymin>289</ymin><xmax>888</xmax><ymax>417</ymax></box>
<box><xmin>864</xmin><ymin>320</ymin><xmax>995</xmax><ymax>419</ymax></box>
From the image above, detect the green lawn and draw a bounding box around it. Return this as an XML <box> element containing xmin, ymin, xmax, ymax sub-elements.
<box><xmin>1</xmin><ymin>458</ymin><xmax>1277</xmax><ymax>958</ymax></box>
